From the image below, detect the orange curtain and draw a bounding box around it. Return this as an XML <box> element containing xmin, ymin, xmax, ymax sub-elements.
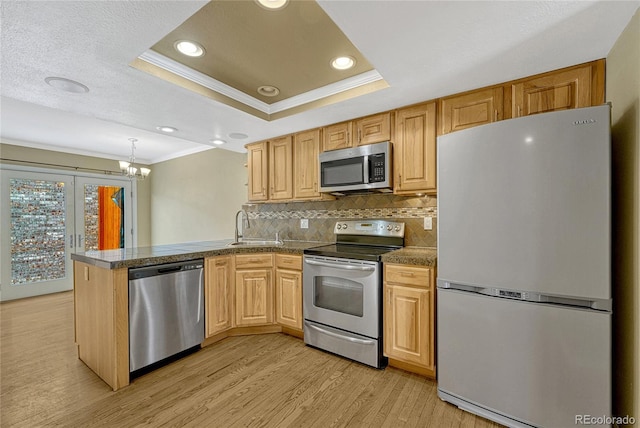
<box><xmin>98</xmin><ymin>186</ymin><xmax>122</xmax><ymax>250</ymax></box>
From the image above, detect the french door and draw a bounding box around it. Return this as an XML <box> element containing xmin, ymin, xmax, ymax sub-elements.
<box><xmin>0</xmin><ymin>169</ymin><xmax>133</xmax><ymax>301</ymax></box>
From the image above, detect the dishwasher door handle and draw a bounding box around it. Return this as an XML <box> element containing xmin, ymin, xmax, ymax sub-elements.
<box><xmin>157</xmin><ymin>266</ymin><xmax>183</xmax><ymax>274</ymax></box>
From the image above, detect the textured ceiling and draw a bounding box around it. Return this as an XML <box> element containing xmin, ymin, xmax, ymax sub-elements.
<box><xmin>1</xmin><ymin>1</ymin><xmax>638</xmax><ymax>164</ymax></box>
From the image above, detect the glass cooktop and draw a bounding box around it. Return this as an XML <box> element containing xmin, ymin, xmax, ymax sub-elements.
<box><xmin>303</xmin><ymin>243</ymin><xmax>400</xmax><ymax>262</ymax></box>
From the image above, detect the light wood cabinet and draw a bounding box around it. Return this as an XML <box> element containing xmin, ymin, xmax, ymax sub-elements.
<box><xmin>322</xmin><ymin>113</ymin><xmax>392</xmax><ymax>151</ymax></box>
<box><xmin>275</xmin><ymin>254</ymin><xmax>303</xmax><ymax>330</ymax></box>
<box><xmin>322</xmin><ymin>121</ymin><xmax>353</xmax><ymax>151</ymax></box>
<box><xmin>246</xmin><ymin>141</ymin><xmax>268</xmax><ymax>201</ymax></box>
<box><xmin>394</xmin><ymin>102</ymin><xmax>437</xmax><ymax>194</ymax></box>
<box><xmin>439</xmin><ymin>87</ymin><xmax>504</xmax><ymax>135</ymax></box>
<box><xmin>355</xmin><ymin>112</ymin><xmax>392</xmax><ymax>146</ymax></box>
<box><xmin>74</xmin><ymin>261</ymin><xmax>129</xmax><ymax>390</ymax></box>
<box><xmin>268</xmin><ymin>135</ymin><xmax>293</xmax><ymax>200</ymax></box>
<box><xmin>511</xmin><ymin>61</ymin><xmax>603</xmax><ymax>118</ymax></box>
<box><xmin>234</xmin><ymin>254</ymin><xmax>274</xmax><ymax>327</ymax></box>
<box><xmin>294</xmin><ymin>129</ymin><xmax>321</xmax><ymax>199</ymax></box>
<box><xmin>384</xmin><ymin>263</ymin><xmax>435</xmax><ymax>376</ymax></box>
<box><xmin>205</xmin><ymin>256</ymin><xmax>233</xmax><ymax>337</ymax></box>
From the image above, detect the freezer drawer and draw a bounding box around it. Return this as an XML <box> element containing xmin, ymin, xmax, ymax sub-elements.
<box><xmin>437</xmin><ymin>289</ymin><xmax>611</xmax><ymax>428</ymax></box>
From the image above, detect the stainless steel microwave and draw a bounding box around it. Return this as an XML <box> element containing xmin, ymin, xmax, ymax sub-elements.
<box><xmin>319</xmin><ymin>141</ymin><xmax>392</xmax><ymax>193</ymax></box>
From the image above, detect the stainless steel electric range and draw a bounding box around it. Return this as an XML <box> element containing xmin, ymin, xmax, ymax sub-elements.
<box><xmin>303</xmin><ymin>219</ymin><xmax>405</xmax><ymax>368</ymax></box>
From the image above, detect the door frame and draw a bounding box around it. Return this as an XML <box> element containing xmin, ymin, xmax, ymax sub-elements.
<box><xmin>0</xmin><ymin>165</ymin><xmax>138</xmax><ymax>301</ymax></box>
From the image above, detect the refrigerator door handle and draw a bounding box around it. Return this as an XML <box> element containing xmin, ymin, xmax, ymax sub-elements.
<box><xmin>438</xmin><ymin>279</ymin><xmax>612</xmax><ymax>312</ymax></box>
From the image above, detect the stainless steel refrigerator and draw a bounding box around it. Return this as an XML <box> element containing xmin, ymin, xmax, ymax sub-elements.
<box><xmin>436</xmin><ymin>105</ymin><xmax>612</xmax><ymax>428</ymax></box>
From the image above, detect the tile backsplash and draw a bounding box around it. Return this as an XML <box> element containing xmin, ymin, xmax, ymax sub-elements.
<box><xmin>242</xmin><ymin>194</ymin><xmax>437</xmax><ymax>247</ymax></box>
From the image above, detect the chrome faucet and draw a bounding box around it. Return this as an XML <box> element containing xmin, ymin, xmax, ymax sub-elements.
<box><xmin>235</xmin><ymin>210</ymin><xmax>250</xmax><ymax>243</ymax></box>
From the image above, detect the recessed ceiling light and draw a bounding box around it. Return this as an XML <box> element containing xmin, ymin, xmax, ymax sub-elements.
<box><xmin>331</xmin><ymin>56</ymin><xmax>356</xmax><ymax>70</ymax></box>
<box><xmin>228</xmin><ymin>132</ymin><xmax>249</xmax><ymax>140</ymax></box>
<box><xmin>255</xmin><ymin>0</ymin><xmax>288</xmax><ymax>10</ymax></box>
<box><xmin>257</xmin><ymin>85</ymin><xmax>280</xmax><ymax>97</ymax></box>
<box><xmin>174</xmin><ymin>40</ymin><xmax>205</xmax><ymax>57</ymax></box>
<box><xmin>157</xmin><ymin>126</ymin><xmax>177</xmax><ymax>133</ymax></box>
<box><xmin>210</xmin><ymin>139</ymin><xmax>226</xmax><ymax>145</ymax></box>
<box><xmin>45</xmin><ymin>77</ymin><xmax>89</xmax><ymax>93</ymax></box>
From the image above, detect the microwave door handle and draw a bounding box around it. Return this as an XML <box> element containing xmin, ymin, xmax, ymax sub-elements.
<box><xmin>305</xmin><ymin>259</ymin><xmax>376</xmax><ymax>272</ymax></box>
<box><xmin>363</xmin><ymin>155</ymin><xmax>369</xmax><ymax>184</ymax></box>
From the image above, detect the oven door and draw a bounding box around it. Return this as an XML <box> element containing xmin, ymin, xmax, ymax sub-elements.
<box><xmin>303</xmin><ymin>255</ymin><xmax>381</xmax><ymax>339</ymax></box>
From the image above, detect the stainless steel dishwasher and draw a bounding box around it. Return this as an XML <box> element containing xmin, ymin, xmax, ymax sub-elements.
<box><xmin>129</xmin><ymin>259</ymin><xmax>204</xmax><ymax>375</ymax></box>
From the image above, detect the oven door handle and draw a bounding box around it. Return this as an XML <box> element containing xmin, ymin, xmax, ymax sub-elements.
<box><xmin>304</xmin><ymin>259</ymin><xmax>376</xmax><ymax>271</ymax></box>
<box><xmin>306</xmin><ymin>323</ymin><xmax>376</xmax><ymax>346</ymax></box>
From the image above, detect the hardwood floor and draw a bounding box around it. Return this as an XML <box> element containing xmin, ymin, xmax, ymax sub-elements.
<box><xmin>1</xmin><ymin>291</ymin><xmax>501</xmax><ymax>427</ymax></box>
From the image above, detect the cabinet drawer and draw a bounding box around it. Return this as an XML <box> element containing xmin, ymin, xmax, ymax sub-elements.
<box><xmin>385</xmin><ymin>264</ymin><xmax>431</xmax><ymax>288</ymax></box>
<box><xmin>235</xmin><ymin>253</ymin><xmax>273</xmax><ymax>269</ymax></box>
<box><xmin>275</xmin><ymin>254</ymin><xmax>302</xmax><ymax>270</ymax></box>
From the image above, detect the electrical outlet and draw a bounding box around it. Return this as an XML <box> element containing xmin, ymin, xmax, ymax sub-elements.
<box><xmin>424</xmin><ymin>217</ymin><xmax>433</xmax><ymax>230</ymax></box>
<box><xmin>300</xmin><ymin>218</ymin><xmax>309</xmax><ymax>229</ymax></box>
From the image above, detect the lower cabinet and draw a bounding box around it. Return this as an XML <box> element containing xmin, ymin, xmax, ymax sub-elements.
<box><xmin>205</xmin><ymin>256</ymin><xmax>233</xmax><ymax>337</ymax></box>
<box><xmin>275</xmin><ymin>254</ymin><xmax>303</xmax><ymax>331</ymax></box>
<box><xmin>234</xmin><ymin>254</ymin><xmax>274</xmax><ymax>327</ymax></box>
<box><xmin>383</xmin><ymin>263</ymin><xmax>435</xmax><ymax>376</ymax></box>
<box><xmin>205</xmin><ymin>253</ymin><xmax>304</xmax><ymax>335</ymax></box>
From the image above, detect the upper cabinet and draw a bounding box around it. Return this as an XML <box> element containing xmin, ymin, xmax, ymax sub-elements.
<box><xmin>394</xmin><ymin>102</ymin><xmax>437</xmax><ymax>195</ymax></box>
<box><xmin>294</xmin><ymin>129</ymin><xmax>322</xmax><ymax>200</ymax></box>
<box><xmin>354</xmin><ymin>112</ymin><xmax>392</xmax><ymax>146</ymax></box>
<box><xmin>439</xmin><ymin>87</ymin><xmax>504</xmax><ymax>135</ymax></box>
<box><xmin>510</xmin><ymin>60</ymin><xmax>605</xmax><ymax>118</ymax></box>
<box><xmin>323</xmin><ymin>121</ymin><xmax>353</xmax><ymax>152</ymax></box>
<box><xmin>322</xmin><ymin>112</ymin><xmax>392</xmax><ymax>152</ymax></box>
<box><xmin>246</xmin><ymin>141</ymin><xmax>268</xmax><ymax>201</ymax></box>
<box><xmin>268</xmin><ymin>135</ymin><xmax>293</xmax><ymax>201</ymax></box>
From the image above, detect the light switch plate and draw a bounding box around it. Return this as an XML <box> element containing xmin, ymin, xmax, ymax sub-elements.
<box><xmin>300</xmin><ymin>219</ymin><xmax>309</xmax><ymax>229</ymax></box>
<box><xmin>424</xmin><ymin>217</ymin><xmax>433</xmax><ymax>230</ymax></box>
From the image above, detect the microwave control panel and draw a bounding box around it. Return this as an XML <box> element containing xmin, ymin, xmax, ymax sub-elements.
<box><xmin>370</xmin><ymin>153</ymin><xmax>386</xmax><ymax>183</ymax></box>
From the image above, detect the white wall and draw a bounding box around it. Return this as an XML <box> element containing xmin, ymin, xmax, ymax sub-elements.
<box><xmin>606</xmin><ymin>7</ymin><xmax>640</xmax><ymax>424</ymax></box>
<box><xmin>149</xmin><ymin>147</ymin><xmax>246</xmax><ymax>245</ymax></box>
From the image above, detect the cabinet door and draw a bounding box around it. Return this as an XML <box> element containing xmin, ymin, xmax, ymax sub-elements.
<box><xmin>322</xmin><ymin>121</ymin><xmax>353</xmax><ymax>152</ymax></box>
<box><xmin>294</xmin><ymin>129</ymin><xmax>321</xmax><ymax>199</ymax></box>
<box><xmin>247</xmin><ymin>141</ymin><xmax>268</xmax><ymax>201</ymax></box>
<box><xmin>394</xmin><ymin>102</ymin><xmax>437</xmax><ymax>194</ymax></box>
<box><xmin>384</xmin><ymin>284</ymin><xmax>432</xmax><ymax>369</ymax></box>
<box><xmin>268</xmin><ymin>136</ymin><xmax>293</xmax><ymax>200</ymax></box>
<box><xmin>205</xmin><ymin>256</ymin><xmax>233</xmax><ymax>337</ymax></box>
<box><xmin>512</xmin><ymin>65</ymin><xmax>592</xmax><ymax>117</ymax></box>
<box><xmin>275</xmin><ymin>268</ymin><xmax>302</xmax><ymax>330</ymax></box>
<box><xmin>235</xmin><ymin>269</ymin><xmax>273</xmax><ymax>326</ymax></box>
<box><xmin>439</xmin><ymin>87</ymin><xmax>503</xmax><ymax>135</ymax></box>
<box><xmin>355</xmin><ymin>112</ymin><xmax>391</xmax><ymax>146</ymax></box>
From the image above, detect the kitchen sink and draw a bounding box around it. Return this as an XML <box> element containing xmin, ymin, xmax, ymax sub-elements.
<box><xmin>226</xmin><ymin>240</ymin><xmax>284</xmax><ymax>247</ymax></box>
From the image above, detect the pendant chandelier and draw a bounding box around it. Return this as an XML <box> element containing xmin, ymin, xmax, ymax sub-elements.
<box><xmin>119</xmin><ymin>138</ymin><xmax>150</xmax><ymax>180</ymax></box>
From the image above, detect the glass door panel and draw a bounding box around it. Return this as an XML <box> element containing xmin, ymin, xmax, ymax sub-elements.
<box><xmin>75</xmin><ymin>177</ymin><xmax>132</xmax><ymax>252</ymax></box>
<box><xmin>0</xmin><ymin>170</ymin><xmax>75</xmax><ymax>301</ymax></box>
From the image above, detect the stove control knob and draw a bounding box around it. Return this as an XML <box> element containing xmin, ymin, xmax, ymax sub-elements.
<box><xmin>336</xmin><ymin>224</ymin><xmax>342</xmax><ymax>230</ymax></box>
<box><xmin>395</xmin><ymin>225</ymin><xmax>401</xmax><ymax>232</ymax></box>
<box><xmin>342</xmin><ymin>223</ymin><xmax>348</xmax><ymax>229</ymax></box>
<box><xmin>387</xmin><ymin>225</ymin><xmax>392</xmax><ymax>231</ymax></box>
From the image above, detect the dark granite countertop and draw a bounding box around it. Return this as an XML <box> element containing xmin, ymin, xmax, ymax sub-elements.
<box><xmin>381</xmin><ymin>246</ymin><xmax>438</xmax><ymax>267</ymax></box>
<box><xmin>72</xmin><ymin>240</ymin><xmax>437</xmax><ymax>270</ymax></box>
<box><xmin>71</xmin><ymin>239</ymin><xmax>328</xmax><ymax>270</ymax></box>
